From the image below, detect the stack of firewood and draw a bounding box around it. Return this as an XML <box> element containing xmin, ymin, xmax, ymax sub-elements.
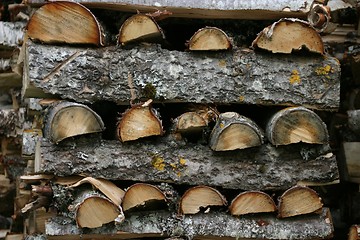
<box><xmin>1</xmin><ymin>0</ymin><xmax>359</xmax><ymax>239</ymax></box>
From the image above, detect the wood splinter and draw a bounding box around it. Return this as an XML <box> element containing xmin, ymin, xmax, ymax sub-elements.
<box><xmin>43</xmin><ymin>101</ymin><xmax>105</xmax><ymax>144</ymax></box>
<box><xmin>252</xmin><ymin>18</ymin><xmax>324</xmax><ymax>54</ymax></box>
<box><xmin>210</xmin><ymin>112</ymin><xmax>264</xmax><ymax>151</ymax></box>
<box><xmin>266</xmin><ymin>106</ymin><xmax>329</xmax><ymax>146</ymax></box>
<box><xmin>117</xmin><ymin>99</ymin><xmax>164</xmax><ymax>142</ymax></box>
<box><xmin>179</xmin><ymin>186</ymin><xmax>227</xmax><ymax>215</ymax></box>
<box><xmin>187</xmin><ymin>26</ymin><xmax>232</xmax><ymax>51</ymax></box>
<box><xmin>118</xmin><ymin>13</ymin><xmax>165</xmax><ymax>45</ymax></box>
<box><xmin>277</xmin><ymin>185</ymin><xmax>323</xmax><ymax>218</ymax></box>
<box><xmin>229</xmin><ymin>191</ymin><xmax>277</xmax><ymax>216</ymax></box>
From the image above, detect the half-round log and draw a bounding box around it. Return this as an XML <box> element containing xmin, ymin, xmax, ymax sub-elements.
<box><xmin>252</xmin><ymin>18</ymin><xmax>324</xmax><ymax>54</ymax></box>
<box><xmin>210</xmin><ymin>112</ymin><xmax>264</xmax><ymax>151</ymax></box>
<box><xmin>229</xmin><ymin>191</ymin><xmax>277</xmax><ymax>216</ymax></box>
<box><xmin>266</xmin><ymin>106</ymin><xmax>329</xmax><ymax>146</ymax></box>
<box><xmin>43</xmin><ymin>101</ymin><xmax>105</xmax><ymax>144</ymax></box>
<box><xmin>187</xmin><ymin>26</ymin><xmax>232</xmax><ymax>51</ymax></box>
<box><xmin>26</xmin><ymin>1</ymin><xmax>104</xmax><ymax>46</ymax></box>
<box><xmin>179</xmin><ymin>185</ymin><xmax>227</xmax><ymax>214</ymax></box>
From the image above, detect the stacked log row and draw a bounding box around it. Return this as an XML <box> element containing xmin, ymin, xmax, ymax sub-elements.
<box><xmin>13</xmin><ymin>0</ymin><xmax>354</xmax><ymax>239</ymax></box>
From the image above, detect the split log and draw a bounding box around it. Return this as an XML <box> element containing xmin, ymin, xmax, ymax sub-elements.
<box><xmin>229</xmin><ymin>191</ymin><xmax>276</xmax><ymax>216</ymax></box>
<box><xmin>35</xmin><ymin>137</ymin><xmax>339</xmax><ymax>191</ymax></box>
<box><xmin>45</xmin><ymin>208</ymin><xmax>334</xmax><ymax>239</ymax></box>
<box><xmin>252</xmin><ymin>18</ymin><xmax>324</xmax><ymax>54</ymax></box>
<box><xmin>277</xmin><ymin>185</ymin><xmax>323</xmax><ymax>218</ymax></box>
<box><xmin>117</xmin><ymin>100</ymin><xmax>164</xmax><ymax>142</ymax></box>
<box><xmin>348</xmin><ymin>225</ymin><xmax>360</xmax><ymax>240</ymax></box>
<box><xmin>173</xmin><ymin>112</ymin><xmax>207</xmax><ymax>135</ymax></box>
<box><xmin>23</xmin><ymin>40</ymin><xmax>341</xmax><ymax>111</ymax></box>
<box><xmin>348</xmin><ymin>110</ymin><xmax>360</xmax><ymax>135</ymax></box>
<box><xmin>118</xmin><ymin>14</ymin><xmax>164</xmax><ymax>45</ymax></box>
<box><xmin>340</xmin><ymin>142</ymin><xmax>360</xmax><ymax>184</ymax></box>
<box><xmin>266</xmin><ymin>106</ymin><xmax>329</xmax><ymax>146</ymax></box>
<box><xmin>187</xmin><ymin>27</ymin><xmax>232</xmax><ymax>51</ymax></box>
<box><xmin>26</xmin><ymin>1</ymin><xmax>104</xmax><ymax>46</ymax></box>
<box><xmin>179</xmin><ymin>186</ymin><xmax>227</xmax><ymax>214</ymax></box>
<box><xmin>122</xmin><ymin>183</ymin><xmax>166</xmax><ymax>212</ymax></box>
<box><xmin>43</xmin><ymin>101</ymin><xmax>105</xmax><ymax>144</ymax></box>
<box><xmin>209</xmin><ymin>112</ymin><xmax>264</xmax><ymax>151</ymax></box>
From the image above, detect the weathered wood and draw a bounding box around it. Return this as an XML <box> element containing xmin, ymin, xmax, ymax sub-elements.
<box><xmin>229</xmin><ymin>191</ymin><xmax>276</xmax><ymax>216</ymax></box>
<box><xmin>0</xmin><ymin>108</ymin><xmax>25</xmax><ymax>137</ymax></box>
<box><xmin>348</xmin><ymin>225</ymin><xmax>360</xmax><ymax>240</ymax></box>
<box><xmin>252</xmin><ymin>18</ymin><xmax>324</xmax><ymax>54</ymax></box>
<box><xmin>22</xmin><ymin>129</ymin><xmax>42</xmax><ymax>159</ymax></box>
<box><xmin>0</xmin><ymin>21</ymin><xmax>25</xmax><ymax>48</ymax></box>
<box><xmin>35</xmin><ymin>136</ymin><xmax>339</xmax><ymax>191</ymax></box>
<box><xmin>27</xmin><ymin>1</ymin><xmax>104</xmax><ymax>46</ymax></box>
<box><xmin>0</xmin><ymin>73</ymin><xmax>22</xmax><ymax>88</ymax></box>
<box><xmin>24</xmin><ymin>40</ymin><xmax>341</xmax><ymax>110</ymax></box>
<box><xmin>340</xmin><ymin>142</ymin><xmax>360</xmax><ymax>184</ymax></box>
<box><xmin>45</xmin><ymin>208</ymin><xmax>334</xmax><ymax>239</ymax></box>
<box><xmin>187</xmin><ymin>27</ymin><xmax>232</xmax><ymax>51</ymax></box>
<box><xmin>348</xmin><ymin>110</ymin><xmax>360</xmax><ymax>135</ymax></box>
<box><xmin>209</xmin><ymin>112</ymin><xmax>264</xmax><ymax>151</ymax></box>
<box><xmin>179</xmin><ymin>186</ymin><xmax>227</xmax><ymax>214</ymax></box>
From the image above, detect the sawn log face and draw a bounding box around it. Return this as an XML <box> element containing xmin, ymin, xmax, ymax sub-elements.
<box><xmin>25</xmin><ymin>41</ymin><xmax>340</xmax><ymax>110</ymax></box>
<box><xmin>37</xmin><ymin>137</ymin><xmax>339</xmax><ymax>191</ymax></box>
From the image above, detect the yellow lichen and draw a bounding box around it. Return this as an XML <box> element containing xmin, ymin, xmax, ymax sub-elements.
<box><xmin>219</xmin><ymin>123</ymin><xmax>225</xmax><ymax>128</ymax></box>
<box><xmin>239</xmin><ymin>96</ymin><xmax>245</xmax><ymax>102</ymax></box>
<box><xmin>152</xmin><ymin>155</ymin><xmax>165</xmax><ymax>171</ymax></box>
<box><xmin>218</xmin><ymin>59</ymin><xmax>226</xmax><ymax>67</ymax></box>
<box><xmin>315</xmin><ymin>65</ymin><xmax>332</xmax><ymax>76</ymax></box>
<box><xmin>289</xmin><ymin>69</ymin><xmax>301</xmax><ymax>84</ymax></box>
<box><xmin>179</xmin><ymin>157</ymin><xmax>186</xmax><ymax>165</ymax></box>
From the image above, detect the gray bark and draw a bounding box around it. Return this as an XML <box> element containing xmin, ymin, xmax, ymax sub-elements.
<box><xmin>24</xmin><ymin>40</ymin><xmax>340</xmax><ymax>111</ymax></box>
<box><xmin>0</xmin><ymin>22</ymin><xmax>25</xmax><ymax>48</ymax></box>
<box><xmin>46</xmin><ymin>208</ymin><xmax>334</xmax><ymax>239</ymax></box>
<box><xmin>0</xmin><ymin>108</ymin><xmax>25</xmax><ymax>137</ymax></box>
<box><xmin>348</xmin><ymin>110</ymin><xmax>360</xmax><ymax>135</ymax></box>
<box><xmin>36</xmin><ymin>136</ymin><xmax>339</xmax><ymax>191</ymax></box>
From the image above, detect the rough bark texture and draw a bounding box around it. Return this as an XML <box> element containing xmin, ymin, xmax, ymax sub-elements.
<box><xmin>0</xmin><ymin>108</ymin><xmax>25</xmax><ymax>137</ymax></box>
<box><xmin>348</xmin><ymin>110</ymin><xmax>360</xmax><ymax>135</ymax></box>
<box><xmin>24</xmin><ymin>41</ymin><xmax>341</xmax><ymax>110</ymax></box>
<box><xmin>36</xmin><ymin>136</ymin><xmax>339</xmax><ymax>191</ymax></box>
<box><xmin>0</xmin><ymin>21</ymin><xmax>25</xmax><ymax>48</ymax></box>
<box><xmin>45</xmin><ymin>208</ymin><xmax>333</xmax><ymax>239</ymax></box>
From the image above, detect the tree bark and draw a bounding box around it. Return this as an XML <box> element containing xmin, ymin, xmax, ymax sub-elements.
<box><xmin>35</xmin><ymin>136</ymin><xmax>339</xmax><ymax>191</ymax></box>
<box><xmin>45</xmin><ymin>208</ymin><xmax>334</xmax><ymax>239</ymax></box>
<box><xmin>24</xmin><ymin>40</ymin><xmax>341</xmax><ymax>111</ymax></box>
<box><xmin>348</xmin><ymin>110</ymin><xmax>360</xmax><ymax>135</ymax></box>
<box><xmin>0</xmin><ymin>108</ymin><xmax>25</xmax><ymax>138</ymax></box>
<box><xmin>0</xmin><ymin>21</ymin><xmax>25</xmax><ymax>48</ymax></box>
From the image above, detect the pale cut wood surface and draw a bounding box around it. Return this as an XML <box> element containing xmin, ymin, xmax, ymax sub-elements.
<box><xmin>188</xmin><ymin>27</ymin><xmax>232</xmax><ymax>51</ymax></box>
<box><xmin>36</xmin><ymin>136</ymin><xmax>339</xmax><ymax>191</ymax></box>
<box><xmin>348</xmin><ymin>225</ymin><xmax>360</xmax><ymax>240</ymax></box>
<box><xmin>24</xmin><ymin>41</ymin><xmax>341</xmax><ymax>110</ymax></box>
<box><xmin>342</xmin><ymin>142</ymin><xmax>360</xmax><ymax>183</ymax></box>
<box><xmin>229</xmin><ymin>191</ymin><xmax>276</xmax><ymax>216</ymax></box>
<box><xmin>45</xmin><ymin>208</ymin><xmax>334</xmax><ymax>239</ymax></box>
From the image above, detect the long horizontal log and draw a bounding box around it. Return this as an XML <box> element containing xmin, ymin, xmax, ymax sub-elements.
<box><xmin>36</xmin><ymin>136</ymin><xmax>339</xmax><ymax>191</ymax></box>
<box><xmin>45</xmin><ymin>208</ymin><xmax>333</xmax><ymax>239</ymax></box>
<box><xmin>24</xmin><ymin>41</ymin><xmax>341</xmax><ymax>110</ymax></box>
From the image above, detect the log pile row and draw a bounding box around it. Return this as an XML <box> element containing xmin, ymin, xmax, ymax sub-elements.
<box><xmin>0</xmin><ymin>0</ymin><xmax>359</xmax><ymax>239</ymax></box>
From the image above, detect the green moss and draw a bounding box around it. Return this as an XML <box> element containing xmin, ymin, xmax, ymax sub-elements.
<box><xmin>142</xmin><ymin>83</ymin><xmax>157</xmax><ymax>99</ymax></box>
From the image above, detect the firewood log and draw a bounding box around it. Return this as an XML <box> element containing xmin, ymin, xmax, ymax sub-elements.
<box><xmin>277</xmin><ymin>185</ymin><xmax>323</xmax><ymax>218</ymax></box>
<box><xmin>340</xmin><ymin>142</ymin><xmax>360</xmax><ymax>184</ymax></box>
<box><xmin>118</xmin><ymin>13</ymin><xmax>165</xmax><ymax>45</ymax></box>
<box><xmin>26</xmin><ymin>1</ymin><xmax>104</xmax><ymax>46</ymax></box>
<box><xmin>209</xmin><ymin>112</ymin><xmax>264</xmax><ymax>151</ymax></box>
<box><xmin>252</xmin><ymin>18</ymin><xmax>324</xmax><ymax>54</ymax></box>
<box><xmin>348</xmin><ymin>225</ymin><xmax>360</xmax><ymax>240</ymax></box>
<box><xmin>347</xmin><ymin>89</ymin><xmax>360</xmax><ymax>110</ymax></box>
<box><xmin>266</xmin><ymin>106</ymin><xmax>329</xmax><ymax>146</ymax></box>
<box><xmin>229</xmin><ymin>191</ymin><xmax>276</xmax><ymax>216</ymax></box>
<box><xmin>117</xmin><ymin>99</ymin><xmax>164</xmax><ymax>142</ymax></box>
<box><xmin>348</xmin><ymin>110</ymin><xmax>360</xmax><ymax>135</ymax></box>
<box><xmin>0</xmin><ymin>21</ymin><xmax>25</xmax><ymax>48</ymax></box>
<box><xmin>187</xmin><ymin>27</ymin><xmax>232</xmax><ymax>51</ymax></box>
<box><xmin>179</xmin><ymin>186</ymin><xmax>227</xmax><ymax>214</ymax></box>
<box><xmin>43</xmin><ymin>101</ymin><xmax>105</xmax><ymax>144</ymax></box>
<box><xmin>122</xmin><ymin>183</ymin><xmax>167</xmax><ymax>212</ymax></box>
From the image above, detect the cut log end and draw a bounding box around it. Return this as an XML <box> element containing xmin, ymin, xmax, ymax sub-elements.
<box><xmin>266</xmin><ymin>106</ymin><xmax>329</xmax><ymax>146</ymax></box>
<box><xmin>179</xmin><ymin>186</ymin><xmax>227</xmax><ymax>215</ymax></box>
<box><xmin>26</xmin><ymin>1</ymin><xmax>103</xmax><ymax>46</ymax></box>
<box><xmin>176</xmin><ymin>112</ymin><xmax>207</xmax><ymax>133</ymax></box>
<box><xmin>118</xmin><ymin>14</ymin><xmax>164</xmax><ymax>45</ymax></box>
<box><xmin>210</xmin><ymin>112</ymin><xmax>264</xmax><ymax>151</ymax></box>
<box><xmin>348</xmin><ymin>225</ymin><xmax>360</xmax><ymax>240</ymax></box>
<box><xmin>252</xmin><ymin>18</ymin><xmax>324</xmax><ymax>54</ymax></box>
<box><xmin>229</xmin><ymin>191</ymin><xmax>277</xmax><ymax>216</ymax></box>
<box><xmin>188</xmin><ymin>27</ymin><xmax>232</xmax><ymax>51</ymax></box>
<box><xmin>277</xmin><ymin>185</ymin><xmax>323</xmax><ymax>218</ymax></box>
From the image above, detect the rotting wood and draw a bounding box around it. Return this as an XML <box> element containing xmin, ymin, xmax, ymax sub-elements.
<box><xmin>122</xmin><ymin>183</ymin><xmax>166</xmax><ymax>212</ymax></box>
<box><xmin>266</xmin><ymin>106</ymin><xmax>329</xmax><ymax>146</ymax></box>
<box><xmin>23</xmin><ymin>40</ymin><xmax>341</xmax><ymax>110</ymax></box>
<box><xmin>35</xmin><ymin>136</ymin><xmax>339</xmax><ymax>191</ymax></box>
<box><xmin>187</xmin><ymin>27</ymin><xmax>232</xmax><ymax>51</ymax></box>
<box><xmin>209</xmin><ymin>112</ymin><xmax>264</xmax><ymax>151</ymax></box>
<box><xmin>348</xmin><ymin>225</ymin><xmax>360</xmax><ymax>240</ymax></box>
<box><xmin>277</xmin><ymin>185</ymin><xmax>323</xmax><ymax>218</ymax></box>
<box><xmin>118</xmin><ymin>14</ymin><xmax>165</xmax><ymax>45</ymax></box>
<box><xmin>26</xmin><ymin>1</ymin><xmax>104</xmax><ymax>46</ymax></box>
<box><xmin>229</xmin><ymin>191</ymin><xmax>277</xmax><ymax>216</ymax></box>
<box><xmin>179</xmin><ymin>185</ymin><xmax>227</xmax><ymax>214</ymax></box>
<box><xmin>117</xmin><ymin>99</ymin><xmax>164</xmax><ymax>142</ymax></box>
<box><xmin>43</xmin><ymin>101</ymin><xmax>105</xmax><ymax>144</ymax></box>
<box><xmin>45</xmin><ymin>208</ymin><xmax>334</xmax><ymax>239</ymax></box>
<box><xmin>252</xmin><ymin>18</ymin><xmax>324</xmax><ymax>54</ymax></box>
